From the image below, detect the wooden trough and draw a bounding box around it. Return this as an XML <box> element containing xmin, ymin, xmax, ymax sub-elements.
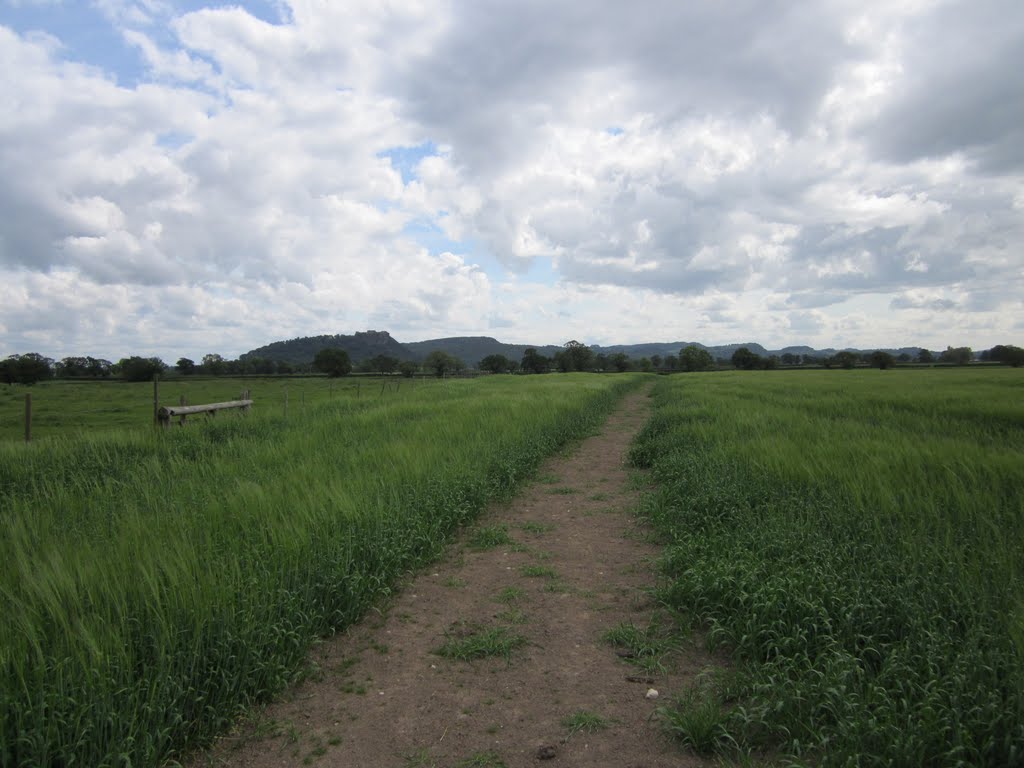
<box><xmin>157</xmin><ymin>399</ymin><xmax>252</xmax><ymax>428</ymax></box>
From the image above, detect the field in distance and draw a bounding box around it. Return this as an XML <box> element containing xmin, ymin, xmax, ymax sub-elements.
<box><xmin>0</xmin><ymin>374</ymin><xmax>413</xmax><ymax>441</ymax></box>
<box><xmin>631</xmin><ymin>367</ymin><xmax>1024</xmax><ymax>766</ymax></box>
<box><xmin>0</xmin><ymin>373</ymin><xmax>642</xmax><ymax>767</ymax></box>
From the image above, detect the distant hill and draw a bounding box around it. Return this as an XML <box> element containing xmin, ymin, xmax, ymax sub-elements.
<box><xmin>405</xmin><ymin>337</ymin><xmax>563</xmax><ymax>364</ymax></box>
<box><xmin>240</xmin><ymin>331</ymin><xmax>413</xmax><ymax>365</ymax></box>
<box><xmin>239</xmin><ymin>331</ymin><xmax>927</xmax><ymax>367</ymax></box>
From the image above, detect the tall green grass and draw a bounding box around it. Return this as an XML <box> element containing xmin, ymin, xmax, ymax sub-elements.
<box><xmin>630</xmin><ymin>369</ymin><xmax>1024</xmax><ymax>766</ymax></box>
<box><xmin>0</xmin><ymin>374</ymin><xmax>640</xmax><ymax>767</ymax></box>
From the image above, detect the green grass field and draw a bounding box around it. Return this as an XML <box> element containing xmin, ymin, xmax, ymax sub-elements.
<box><xmin>0</xmin><ymin>375</ymin><xmax>414</xmax><ymax>441</ymax></box>
<box><xmin>630</xmin><ymin>368</ymin><xmax>1024</xmax><ymax>766</ymax></box>
<box><xmin>0</xmin><ymin>373</ymin><xmax>641</xmax><ymax>767</ymax></box>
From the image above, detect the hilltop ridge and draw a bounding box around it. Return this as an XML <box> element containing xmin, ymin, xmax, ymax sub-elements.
<box><xmin>241</xmin><ymin>332</ymin><xmax>925</xmax><ymax>367</ymax></box>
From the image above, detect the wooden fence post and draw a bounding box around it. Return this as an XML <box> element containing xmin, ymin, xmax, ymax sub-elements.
<box><xmin>179</xmin><ymin>395</ymin><xmax>187</xmax><ymax>427</ymax></box>
<box><xmin>24</xmin><ymin>393</ymin><xmax>31</xmax><ymax>443</ymax></box>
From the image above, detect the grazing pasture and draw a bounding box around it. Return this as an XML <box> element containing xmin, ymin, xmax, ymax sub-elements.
<box><xmin>0</xmin><ymin>375</ymin><xmax>408</xmax><ymax>441</ymax></box>
<box><xmin>630</xmin><ymin>368</ymin><xmax>1024</xmax><ymax>766</ymax></box>
<box><xmin>0</xmin><ymin>373</ymin><xmax>640</xmax><ymax>767</ymax></box>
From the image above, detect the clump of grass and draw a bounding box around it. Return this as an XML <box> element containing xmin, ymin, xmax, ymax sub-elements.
<box><xmin>496</xmin><ymin>608</ymin><xmax>528</xmax><ymax>625</ymax></box>
<box><xmin>468</xmin><ymin>525</ymin><xmax>515</xmax><ymax>550</ymax></box>
<box><xmin>603</xmin><ymin>620</ymin><xmax>679</xmax><ymax>673</ymax></box>
<box><xmin>494</xmin><ymin>586</ymin><xmax>523</xmax><ymax>604</ymax></box>
<box><xmin>658</xmin><ymin>682</ymin><xmax>735</xmax><ymax>756</ymax></box>
<box><xmin>435</xmin><ymin>622</ymin><xmax>526</xmax><ymax>662</ymax></box>
<box><xmin>561</xmin><ymin>710</ymin><xmax>612</xmax><ymax>739</ymax></box>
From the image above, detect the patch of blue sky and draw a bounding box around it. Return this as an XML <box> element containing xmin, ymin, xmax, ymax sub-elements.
<box><xmin>156</xmin><ymin>131</ymin><xmax>194</xmax><ymax>149</ymax></box>
<box><xmin>605</xmin><ymin>126</ymin><xmax>624</xmax><ymax>136</ymax></box>
<box><xmin>169</xmin><ymin>0</ymin><xmax>289</xmax><ymax>25</ymax></box>
<box><xmin>401</xmin><ymin>219</ymin><xmax>509</xmax><ymax>282</ymax></box>
<box><xmin>0</xmin><ymin>2</ymin><xmax>145</xmax><ymax>85</ymax></box>
<box><xmin>377</xmin><ymin>142</ymin><xmax>439</xmax><ymax>184</ymax></box>
<box><xmin>0</xmin><ymin>2</ymin><xmax>286</xmax><ymax>88</ymax></box>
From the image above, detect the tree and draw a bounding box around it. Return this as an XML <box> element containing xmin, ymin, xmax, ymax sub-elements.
<box><xmin>939</xmin><ymin>346</ymin><xmax>973</xmax><ymax>365</ymax></box>
<box><xmin>731</xmin><ymin>347</ymin><xmax>762</xmax><ymax>370</ymax></box>
<box><xmin>610</xmin><ymin>352</ymin><xmax>631</xmax><ymax>372</ymax></box>
<box><xmin>869</xmin><ymin>351</ymin><xmax>896</xmax><ymax>370</ymax></box>
<box><xmin>245</xmin><ymin>356</ymin><xmax>277</xmax><ymax>375</ymax></box>
<box><xmin>520</xmin><ymin>348</ymin><xmax>549</xmax><ymax>374</ymax></box>
<box><xmin>176</xmin><ymin>357</ymin><xmax>196</xmax><ymax>375</ymax></box>
<box><xmin>829</xmin><ymin>351</ymin><xmax>859</xmax><ymax>369</ymax></box>
<box><xmin>680</xmin><ymin>345</ymin><xmax>714</xmax><ymax>372</ymax></box>
<box><xmin>651</xmin><ymin>354</ymin><xmax>663</xmax><ymax>370</ymax></box>
<box><xmin>313</xmin><ymin>347</ymin><xmax>352</xmax><ymax>377</ymax></box>
<box><xmin>55</xmin><ymin>356</ymin><xmax>111</xmax><ymax>378</ymax></box>
<box><xmin>55</xmin><ymin>356</ymin><xmax>88</xmax><ymax>378</ymax></box>
<box><xmin>200</xmin><ymin>353</ymin><xmax>226</xmax><ymax>376</ymax></box>
<box><xmin>366</xmin><ymin>354</ymin><xmax>399</xmax><ymax>374</ymax></box>
<box><xmin>1</xmin><ymin>353</ymin><xmax>54</xmax><ymax>385</ymax></box>
<box><xmin>398</xmin><ymin>360</ymin><xmax>419</xmax><ymax>378</ymax></box>
<box><xmin>917</xmin><ymin>349</ymin><xmax>934</xmax><ymax>364</ymax></box>
<box><xmin>557</xmin><ymin>340</ymin><xmax>594</xmax><ymax>372</ymax></box>
<box><xmin>479</xmin><ymin>354</ymin><xmax>514</xmax><ymax>373</ymax></box>
<box><xmin>424</xmin><ymin>350</ymin><xmax>462</xmax><ymax>377</ymax></box>
<box><xmin>118</xmin><ymin>356</ymin><xmax>166</xmax><ymax>382</ymax></box>
<box><xmin>663</xmin><ymin>354</ymin><xmax>679</xmax><ymax>371</ymax></box>
<box><xmin>987</xmin><ymin>345</ymin><xmax>1024</xmax><ymax>367</ymax></box>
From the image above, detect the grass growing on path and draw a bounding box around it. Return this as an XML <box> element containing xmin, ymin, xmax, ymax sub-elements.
<box><xmin>0</xmin><ymin>373</ymin><xmax>642</xmax><ymax>767</ymax></box>
<box><xmin>631</xmin><ymin>368</ymin><xmax>1024</xmax><ymax>766</ymax></box>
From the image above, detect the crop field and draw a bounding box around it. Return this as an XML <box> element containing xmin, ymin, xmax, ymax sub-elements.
<box><xmin>630</xmin><ymin>368</ymin><xmax>1024</xmax><ymax>766</ymax></box>
<box><xmin>0</xmin><ymin>373</ymin><xmax>641</xmax><ymax>767</ymax></box>
<box><xmin>0</xmin><ymin>375</ymin><xmax>413</xmax><ymax>441</ymax></box>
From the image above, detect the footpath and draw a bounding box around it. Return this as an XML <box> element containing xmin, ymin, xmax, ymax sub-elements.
<box><xmin>193</xmin><ymin>386</ymin><xmax>714</xmax><ymax>768</ymax></box>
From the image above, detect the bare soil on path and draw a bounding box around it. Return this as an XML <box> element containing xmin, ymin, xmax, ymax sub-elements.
<box><xmin>194</xmin><ymin>386</ymin><xmax>715</xmax><ymax>768</ymax></box>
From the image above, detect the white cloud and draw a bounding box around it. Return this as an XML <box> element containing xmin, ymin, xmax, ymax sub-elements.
<box><xmin>1</xmin><ymin>0</ymin><xmax>1023</xmax><ymax>361</ymax></box>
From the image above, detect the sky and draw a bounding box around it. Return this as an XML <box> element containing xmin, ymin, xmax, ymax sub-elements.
<box><xmin>1</xmin><ymin>0</ymin><xmax>1022</xmax><ymax>362</ymax></box>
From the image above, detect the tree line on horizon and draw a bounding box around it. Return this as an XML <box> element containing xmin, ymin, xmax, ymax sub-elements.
<box><xmin>2</xmin><ymin>343</ymin><xmax>1022</xmax><ymax>386</ymax></box>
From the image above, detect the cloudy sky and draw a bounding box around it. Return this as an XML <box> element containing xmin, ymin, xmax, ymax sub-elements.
<box><xmin>1</xmin><ymin>0</ymin><xmax>1022</xmax><ymax>361</ymax></box>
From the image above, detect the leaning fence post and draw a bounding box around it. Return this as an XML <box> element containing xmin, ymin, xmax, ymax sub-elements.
<box><xmin>179</xmin><ymin>395</ymin><xmax>187</xmax><ymax>427</ymax></box>
<box><xmin>24</xmin><ymin>393</ymin><xmax>31</xmax><ymax>443</ymax></box>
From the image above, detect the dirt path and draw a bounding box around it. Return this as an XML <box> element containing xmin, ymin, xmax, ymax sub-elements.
<box><xmin>194</xmin><ymin>387</ymin><xmax>714</xmax><ymax>768</ymax></box>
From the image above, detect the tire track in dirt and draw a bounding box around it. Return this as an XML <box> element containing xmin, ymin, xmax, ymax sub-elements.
<box><xmin>193</xmin><ymin>385</ymin><xmax>716</xmax><ymax>768</ymax></box>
